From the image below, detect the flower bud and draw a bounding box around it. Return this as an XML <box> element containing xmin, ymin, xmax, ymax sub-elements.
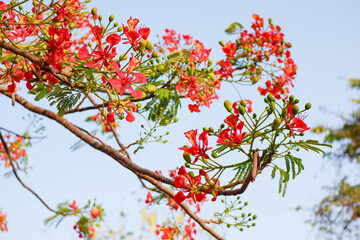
<box><xmin>69</xmin><ymin>23</ymin><xmax>76</xmax><ymax>29</ymax></box>
<box><xmin>294</xmin><ymin>99</ymin><xmax>299</xmax><ymax>104</ymax></box>
<box><xmin>224</xmin><ymin>100</ymin><xmax>233</xmax><ymax>112</ymax></box>
<box><xmin>117</xmin><ymin>26</ymin><xmax>123</xmax><ymax>32</ymax></box>
<box><xmin>267</xmin><ymin>93</ymin><xmax>275</xmax><ymax>102</ymax></box>
<box><xmin>238</xmin><ymin>105</ymin><xmax>246</xmax><ymax>115</ymax></box>
<box><xmin>98</xmin><ymin>15</ymin><xmax>103</xmax><ymax>21</ymax></box>
<box><xmin>136</xmin><ymin>103</ymin><xmax>142</xmax><ymax>109</ymax></box>
<box><xmin>183</xmin><ymin>152</ymin><xmax>192</xmax><ymax>163</ymax></box>
<box><xmin>188</xmin><ymin>171</ymin><xmax>195</xmax><ymax>178</ymax></box>
<box><xmin>270</xmin><ymin>102</ymin><xmax>275</xmax><ymax>111</ymax></box>
<box><xmin>209</xmin><ymin>127</ymin><xmax>214</xmax><ymax>132</ymax></box>
<box><xmin>272</xmin><ymin>117</ymin><xmax>281</xmax><ymax>130</ymax></box>
<box><xmin>240</xmin><ymin>100</ymin><xmax>246</xmax><ymax>107</ymax></box>
<box><xmin>157</xmin><ymin>65</ymin><xmax>165</xmax><ymax>72</ymax></box>
<box><xmin>146</xmin><ymin>41</ymin><xmax>153</xmax><ymax>50</ymax></box>
<box><xmin>147</xmin><ymin>84</ymin><xmax>157</xmax><ymax>93</ymax></box>
<box><xmin>151</xmin><ymin>51</ymin><xmax>159</xmax><ymax>58</ymax></box>
<box><xmin>185</xmin><ymin>163</ymin><xmax>191</xmax><ymax>168</ymax></box>
<box><xmin>219</xmin><ymin>41</ymin><xmax>224</xmax><ymax>46</ymax></box>
<box><xmin>113</xmin><ymin>22</ymin><xmax>118</xmax><ymax>27</ymax></box>
<box><xmin>305</xmin><ymin>103</ymin><xmax>311</xmax><ymax>110</ymax></box>
<box><xmin>207</xmin><ymin>60</ymin><xmax>213</xmax><ymax>67</ymax></box>
<box><xmin>138</xmin><ymin>40</ymin><xmax>147</xmax><ymax>52</ymax></box>
<box><xmin>289</xmin><ymin>95</ymin><xmax>294</xmax><ymax>102</ymax></box>
<box><xmin>211</xmin><ymin>151</ymin><xmax>218</xmax><ymax>158</ymax></box>
<box><xmin>109</xmin><ymin>15</ymin><xmax>114</xmax><ymax>22</ymax></box>
<box><xmin>292</xmin><ymin>105</ymin><xmax>299</xmax><ymax>115</ymax></box>
<box><xmin>91</xmin><ymin>8</ymin><xmax>97</xmax><ymax>16</ymax></box>
<box><xmin>120</xmin><ymin>54</ymin><xmax>127</xmax><ymax>61</ymax></box>
<box><xmin>174</xmin><ymin>118</ymin><xmax>179</xmax><ymax>122</ymax></box>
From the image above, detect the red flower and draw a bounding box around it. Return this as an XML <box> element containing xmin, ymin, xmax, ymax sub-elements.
<box><xmin>174</xmin><ymin>167</ymin><xmax>205</xmax><ymax>203</ymax></box>
<box><xmin>178</xmin><ymin>130</ymin><xmax>212</xmax><ymax>163</ymax></box>
<box><xmin>87</xmin><ymin>226</ymin><xmax>95</xmax><ymax>237</ymax></box>
<box><xmin>122</xmin><ymin>17</ymin><xmax>150</xmax><ymax>47</ymax></box>
<box><xmin>106</xmin><ymin>111</ymin><xmax>116</xmax><ymax>123</ymax></box>
<box><xmin>69</xmin><ymin>200</ymin><xmax>78</xmax><ymax>211</ymax></box>
<box><xmin>216</xmin><ymin>59</ymin><xmax>235</xmax><ymax>79</ymax></box>
<box><xmin>90</xmin><ymin>207</ymin><xmax>101</xmax><ymax>218</ymax></box>
<box><xmin>0</xmin><ymin>210</ymin><xmax>8</xmax><ymax>232</ymax></box>
<box><xmin>222</xmin><ymin>41</ymin><xmax>238</xmax><ymax>59</ymax></box>
<box><xmin>106</xmin><ymin>59</ymin><xmax>146</xmax><ymax>98</ymax></box>
<box><xmin>79</xmin><ymin>26</ymin><xmax>121</xmax><ymax>69</ymax></box>
<box><xmin>217</xmin><ymin>115</ymin><xmax>246</xmax><ymax>145</ymax></box>
<box><xmin>145</xmin><ymin>192</ymin><xmax>154</xmax><ymax>205</ymax></box>
<box><xmin>288</xmin><ymin>117</ymin><xmax>310</xmax><ymax>134</ymax></box>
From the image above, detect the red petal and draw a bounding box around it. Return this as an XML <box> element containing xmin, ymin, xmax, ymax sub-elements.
<box><xmin>78</xmin><ymin>46</ymin><xmax>91</xmax><ymax>60</ymax></box>
<box><xmin>174</xmin><ymin>191</ymin><xmax>187</xmax><ymax>203</ymax></box>
<box><xmin>106</xmin><ymin>34</ymin><xmax>121</xmax><ymax>47</ymax></box>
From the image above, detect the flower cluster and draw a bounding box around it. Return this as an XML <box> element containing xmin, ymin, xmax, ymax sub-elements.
<box><xmin>0</xmin><ymin>210</ymin><xmax>8</xmax><ymax>232</ymax></box>
<box><xmin>155</xmin><ymin>225</ymin><xmax>180</xmax><ymax>240</ymax></box>
<box><xmin>0</xmin><ymin>0</ymin><xmax>94</xmax><ymax>92</ymax></box>
<box><xmin>174</xmin><ymin>166</ymin><xmax>219</xmax><ymax>204</ymax></box>
<box><xmin>0</xmin><ymin>134</ymin><xmax>26</xmax><ymax>168</ymax></box>
<box><xmin>154</xmin><ymin>29</ymin><xmax>221</xmax><ymax>113</ymax></box>
<box><xmin>68</xmin><ymin>201</ymin><xmax>103</xmax><ymax>239</ymax></box>
<box><xmin>217</xmin><ymin>14</ymin><xmax>297</xmax><ymax>99</ymax></box>
<box><xmin>86</xmin><ymin>113</ymin><xmax>118</xmax><ymax>133</ymax></box>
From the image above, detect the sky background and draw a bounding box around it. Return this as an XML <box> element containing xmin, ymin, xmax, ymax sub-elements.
<box><xmin>1</xmin><ymin>0</ymin><xmax>360</xmax><ymax>239</ymax></box>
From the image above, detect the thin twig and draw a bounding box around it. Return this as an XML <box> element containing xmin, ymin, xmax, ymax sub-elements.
<box><xmin>0</xmin><ymin>131</ymin><xmax>71</xmax><ymax>216</ymax></box>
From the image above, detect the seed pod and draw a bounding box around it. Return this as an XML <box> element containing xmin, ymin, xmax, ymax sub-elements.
<box><xmin>238</xmin><ymin>105</ymin><xmax>246</xmax><ymax>115</ymax></box>
<box><xmin>224</xmin><ymin>100</ymin><xmax>233</xmax><ymax>112</ymax></box>
<box><xmin>305</xmin><ymin>103</ymin><xmax>312</xmax><ymax>110</ymax></box>
<box><xmin>147</xmin><ymin>84</ymin><xmax>157</xmax><ymax>93</ymax></box>
<box><xmin>292</xmin><ymin>105</ymin><xmax>299</xmax><ymax>115</ymax></box>
<box><xmin>272</xmin><ymin>117</ymin><xmax>282</xmax><ymax>130</ymax></box>
<box><xmin>109</xmin><ymin>15</ymin><xmax>114</xmax><ymax>22</ymax></box>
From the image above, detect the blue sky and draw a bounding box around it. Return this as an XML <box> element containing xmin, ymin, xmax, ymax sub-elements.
<box><xmin>1</xmin><ymin>0</ymin><xmax>360</xmax><ymax>239</ymax></box>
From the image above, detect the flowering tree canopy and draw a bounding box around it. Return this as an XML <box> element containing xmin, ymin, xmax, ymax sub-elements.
<box><xmin>0</xmin><ymin>0</ymin><xmax>331</xmax><ymax>239</ymax></box>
